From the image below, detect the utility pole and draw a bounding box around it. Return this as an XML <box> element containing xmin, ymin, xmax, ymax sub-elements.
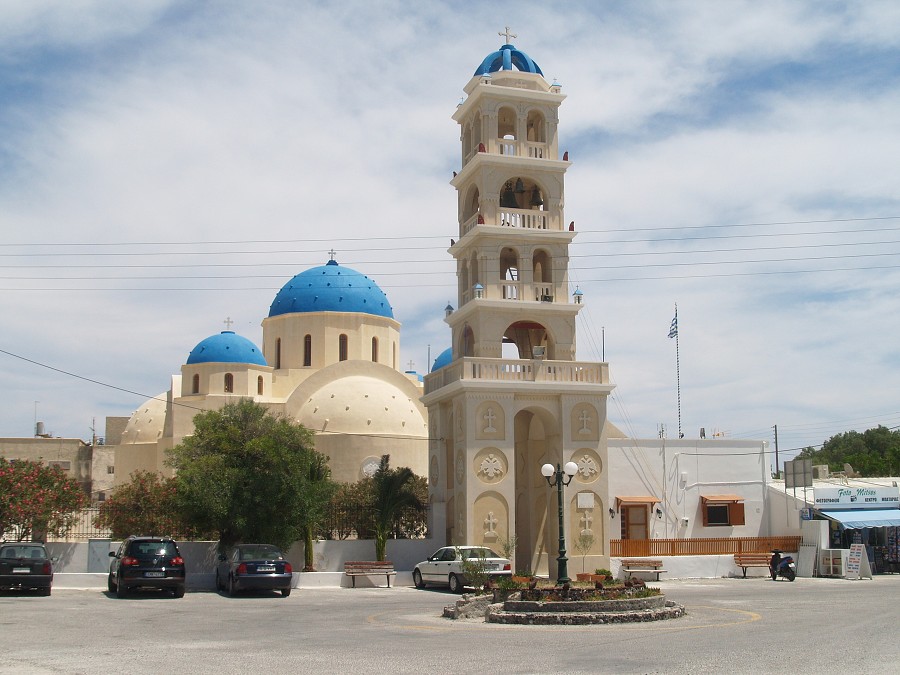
<box><xmin>773</xmin><ymin>424</ymin><xmax>780</xmax><ymax>478</ymax></box>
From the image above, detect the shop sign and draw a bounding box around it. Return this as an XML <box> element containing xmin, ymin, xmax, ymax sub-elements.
<box><xmin>814</xmin><ymin>486</ymin><xmax>900</xmax><ymax>509</ymax></box>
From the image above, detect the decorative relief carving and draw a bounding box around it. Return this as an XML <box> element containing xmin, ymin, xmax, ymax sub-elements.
<box><xmin>483</xmin><ymin>511</ymin><xmax>498</xmax><ymax>540</ymax></box>
<box><xmin>570</xmin><ymin>403</ymin><xmax>599</xmax><ymax>441</ymax></box>
<box><xmin>429</xmin><ymin>455</ymin><xmax>438</xmax><ymax>486</ymax></box>
<box><xmin>580</xmin><ymin>510</ymin><xmax>594</xmax><ymax>535</ymax></box>
<box><xmin>483</xmin><ymin>407</ymin><xmax>497</xmax><ymax>433</ymax></box>
<box><xmin>455</xmin><ymin>453</ymin><xmax>466</xmax><ymax>484</ymax></box>
<box><xmin>474</xmin><ymin>448</ymin><xmax>507</xmax><ymax>484</ymax></box>
<box><xmin>572</xmin><ymin>450</ymin><xmax>602</xmax><ymax>483</ymax></box>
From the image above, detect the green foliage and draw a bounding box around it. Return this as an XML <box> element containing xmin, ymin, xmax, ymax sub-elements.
<box><xmin>594</xmin><ymin>567</ymin><xmax>613</xmax><ymax>578</ymax></box>
<box><xmin>498</xmin><ymin>533</ymin><xmax>518</xmax><ymax>562</ymax></box>
<box><xmin>797</xmin><ymin>425</ymin><xmax>900</xmax><ymax>477</ymax></box>
<box><xmin>458</xmin><ymin>547</ymin><xmax>489</xmax><ymax>593</ymax></box>
<box><xmin>495</xmin><ymin>575</ymin><xmax>525</xmax><ymax>591</ymax></box>
<box><xmin>167</xmin><ymin>399</ymin><xmax>335</xmax><ymax>552</ymax></box>
<box><xmin>94</xmin><ymin>470</ymin><xmax>200</xmax><ymax>540</ymax></box>
<box><xmin>573</xmin><ymin>531</ymin><xmax>595</xmax><ymax>573</ymax></box>
<box><xmin>370</xmin><ymin>455</ymin><xmax>426</xmax><ymax>561</ymax></box>
<box><xmin>0</xmin><ymin>458</ymin><xmax>88</xmax><ymax>541</ymax></box>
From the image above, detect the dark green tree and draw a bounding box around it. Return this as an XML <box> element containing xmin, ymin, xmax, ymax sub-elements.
<box><xmin>371</xmin><ymin>455</ymin><xmax>426</xmax><ymax>561</ymax></box>
<box><xmin>797</xmin><ymin>425</ymin><xmax>900</xmax><ymax>477</ymax></box>
<box><xmin>167</xmin><ymin>399</ymin><xmax>334</xmax><ymax>552</ymax></box>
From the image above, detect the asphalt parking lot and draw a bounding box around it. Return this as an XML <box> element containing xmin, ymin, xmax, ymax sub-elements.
<box><xmin>1</xmin><ymin>575</ymin><xmax>898</xmax><ymax>674</ymax></box>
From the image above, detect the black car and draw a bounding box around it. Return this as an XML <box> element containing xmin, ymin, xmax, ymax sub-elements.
<box><xmin>216</xmin><ymin>544</ymin><xmax>293</xmax><ymax>597</ymax></box>
<box><xmin>0</xmin><ymin>543</ymin><xmax>53</xmax><ymax>595</ymax></box>
<box><xmin>108</xmin><ymin>536</ymin><xmax>186</xmax><ymax>598</ymax></box>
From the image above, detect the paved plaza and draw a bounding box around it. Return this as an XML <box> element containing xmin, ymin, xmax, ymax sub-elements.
<box><xmin>1</xmin><ymin>575</ymin><xmax>897</xmax><ymax>673</ymax></box>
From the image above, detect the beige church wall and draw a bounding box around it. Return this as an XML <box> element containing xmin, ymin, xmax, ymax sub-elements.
<box><xmin>179</xmin><ymin>363</ymin><xmax>273</xmax><ymax>398</ymax></box>
<box><xmin>113</xmin><ymin>442</ymin><xmax>169</xmax><ymax>485</ymax></box>
<box><xmin>568</xmin><ymin>489</ymin><xmax>607</xmax><ymax>574</ymax></box>
<box><xmin>314</xmin><ymin>433</ymin><xmax>426</xmax><ymax>484</ymax></box>
<box><xmin>473</xmin><ymin>490</ymin><xmax>509</xmax><ymax>550</ymax></box>
<box><xmin>262</xmin><ymin>311</ymin><xmax>400</xmax><ymax>373</ymax></box>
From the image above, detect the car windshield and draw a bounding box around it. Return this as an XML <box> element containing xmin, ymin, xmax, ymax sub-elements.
<box><xmin>0</xmin><ymin>545</ymin><xmax>46</xmax><ymax>559</ymax></box>
<box><xmin>461</xmin><ymin>548</ymin><xmax>500</xmax><ymax>559</ymax></box>
<box><xmin>239</xmin><ymin>545</ymin><xmax>283</xmax><ymax>560</ymax></box>
<box><xmin>133</xmin><ymin>541</ymin><xmax>178</xmax><ymax>557</ymax></box>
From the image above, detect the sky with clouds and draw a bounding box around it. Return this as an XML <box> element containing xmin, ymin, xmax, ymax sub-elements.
<box><xmin>1</xmin><ymin>0</ymin><xmax>899</xmax><ymax>468</ymax></box>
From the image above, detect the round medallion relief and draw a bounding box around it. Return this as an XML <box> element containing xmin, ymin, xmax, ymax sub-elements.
<box><xmin>473</xmin><ymin>448</ymin><xmax>507</xmax><ymax>484</ymax></box>
<box><xmin>571</xmin><ymin>449</ymin><xmax>602</xmax><ymax>483</ymax></box>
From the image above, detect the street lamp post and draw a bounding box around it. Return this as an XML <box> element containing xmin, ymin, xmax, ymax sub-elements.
<box><xmin>541</xmin><ymin>460</ymin><xmax>578</xmax><ymax>584</ymax></box>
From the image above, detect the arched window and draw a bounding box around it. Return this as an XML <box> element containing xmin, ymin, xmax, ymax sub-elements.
<box><xmin>303</xmin><ymin>334</ymin><xmax>312</xmax><ymax>367</ymax></box>
<box><xmin>257</xmin><ymin>376</ymin><xmax>264</xmax><ymax>395</ymax></box>
<box><xmin>371</xmin><ymin>337</ymin><xmax>378</xmax><ymax>362</ymax></box>
<box><xmin>339</xmin><ymin>334</ymin><xmax>348</xmax><ymax>362</ymax></box>
<box><xmin>224</xmin><ymin>373</ymin><xmax>234</xmax><ymax>393</ymax></box>
<box><xmin>275</xmin><ymin>338</ymin><xmax>281</xmax><ymax>370</ymax></box>
<box><xmin>192</xmin><ymin>374</ymin><xmax>200</xmax><ymax>394</ymax></box>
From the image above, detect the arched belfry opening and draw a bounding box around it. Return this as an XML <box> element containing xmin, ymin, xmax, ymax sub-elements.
<box><xmin>503</xmin><ymin>320</ymin><xmax>550</xmax><ymax>360</ymax></box>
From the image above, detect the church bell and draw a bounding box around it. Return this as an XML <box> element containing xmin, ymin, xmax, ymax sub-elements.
<box><xmin>530</xmin><ymin>188</ymin><xmax>543</xmax><ymax>206</ymax></box>
<box><xmin>500</xmin><ymin>183</ymin><xmax>518</xmax><ymax>208</ymax></box>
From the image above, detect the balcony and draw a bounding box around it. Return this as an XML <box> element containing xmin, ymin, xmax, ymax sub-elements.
<box><xmin>424</xmin><ymin>357</ymin><xmax>609</xmax><ymax>395</ymax></box>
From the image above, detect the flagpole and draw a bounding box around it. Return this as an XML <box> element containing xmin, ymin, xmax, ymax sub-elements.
<box><xmin>668</xmin><ymin>304</ymin><xmax>682</xmax><ymax>439</ymax></box>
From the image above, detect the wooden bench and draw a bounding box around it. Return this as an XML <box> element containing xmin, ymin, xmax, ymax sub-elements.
<box><xmin>620</xmin><ymin>559</ymin><xmax>667</xmax><ymax>581</ymax></box>
<box><xmin>733</xmin><ymin>553</ymin><xmax>772</xmax><ymax>578</ymax></box>
<box><xmin>343</xmin><ymin>561</ymin><xmax>396</xmax><ymax>588</ymax></box>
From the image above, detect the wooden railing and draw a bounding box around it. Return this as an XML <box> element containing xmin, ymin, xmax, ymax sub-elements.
<box><xmin>610</xmin><ymin>536</ymin><xmax>802</xmax><ymax>558</ymax></box>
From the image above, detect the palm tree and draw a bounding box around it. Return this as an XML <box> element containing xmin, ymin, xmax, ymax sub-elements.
<box><xmin>371</xmin><ymin>455</ymin><xmax>426</xmax><ymax>562</ymax></box>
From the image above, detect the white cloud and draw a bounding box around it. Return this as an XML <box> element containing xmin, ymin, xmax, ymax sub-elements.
<box><xmin>0</xmin><ymin>1</ymin><xmax>898</xmax><ymax>453</ymax></box>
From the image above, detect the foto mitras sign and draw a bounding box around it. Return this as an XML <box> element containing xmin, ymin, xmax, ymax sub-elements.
<box><xmin>814</xmin><ymin>486</ymin><xmax>900</xmax><ymax>509</ymax></box>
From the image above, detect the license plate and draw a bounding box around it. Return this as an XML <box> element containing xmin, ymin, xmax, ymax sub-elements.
<box><xmin>257</xmin><ymin>565</ymin><xmax>275</xmax><ymax>573</ymax></box>
<box><xmin>12</xmin><ymin>568</ymin><xmax>30</xmax><ymax>574</ymax></box>
<box><xmin>144</xmin><ymin>571</ymin><xmax>165</xmax><ymax>578</ymax></box>
<box><xmin>485</xmin><ymin>564</ymin><xmax>498</xmax><ymax>570</ymax></box>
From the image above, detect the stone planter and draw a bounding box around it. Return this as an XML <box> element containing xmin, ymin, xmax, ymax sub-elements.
<box><xmin>504</xmin><ymin>594</ymin><xmax>667</xmax><ymax>613</ymax></box>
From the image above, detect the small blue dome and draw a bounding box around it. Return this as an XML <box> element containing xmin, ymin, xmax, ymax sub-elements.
<box><xmin>186</xmin><ymin>331</ymin><xmax>267</xmax><ymax>366</ymax></box>
<box><xmin>474</xmin><ymin>43</ymin><xmax>543</xmax><ymax>77</ymax></box>
<box><xmin>268</xmin><ymin>259</ymin><xmax>393</xmax><ymax>319</ymax></box>
<box><xmin>431</xmin><ymin>347</ymin><xmax>453</xmax><ymax>372</ymax></box>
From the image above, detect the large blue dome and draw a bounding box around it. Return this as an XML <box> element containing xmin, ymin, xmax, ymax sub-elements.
<box><xmin>268</xmin><ymin>259</ymin><xmax>393</xmax><ymax>319</ymax></box>
<box><xmin>431</xmin><ymin>347</ymin><xmax>453</xmax><ymax>372</ymax></box>
<box><xmin>186</xmin><ymin>331</ymin><xmax>267</xmax><ymax>366</ymax></box>
<box><xmin>474</xmin><ymin>43</ymin><xmax>543</xmax><ymax>77</ymax></box>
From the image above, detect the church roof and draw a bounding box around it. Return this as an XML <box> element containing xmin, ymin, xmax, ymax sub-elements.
<box><xmin>431</xmin><ymin>347</ymin><xmax>453</xmax><ymax>372</ymax></box>
<box><xmin>186</xmin><ymin>331</ymin><xmax>267</xmax><ymax>366</ymax></box>
<box><xmin>474</xmin><ymin>43</ymin><xmax>543</xmax><ymax>76</ymax></box>
<box><xmin>268</xmin><ymin>259</ymin><xmax>393</xmax><ymax>319</ymax></box>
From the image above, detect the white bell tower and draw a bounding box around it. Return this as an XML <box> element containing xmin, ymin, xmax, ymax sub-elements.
<box><xmin>423</xmin><ymin>34</ymin><xmax>615</xmax><ymax>578</ymax></box>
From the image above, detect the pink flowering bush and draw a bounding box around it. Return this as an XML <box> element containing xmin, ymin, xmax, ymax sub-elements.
<box><xmin>0</xmin><ymin>458</ymin><xmax>88</xmax><ymax>541</ymax></box>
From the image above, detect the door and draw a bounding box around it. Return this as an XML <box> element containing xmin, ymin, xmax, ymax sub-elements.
<box><xmin>621</xmin><ymin>505</ymin><xmax>649</xmax><ymax>540</ymax></box>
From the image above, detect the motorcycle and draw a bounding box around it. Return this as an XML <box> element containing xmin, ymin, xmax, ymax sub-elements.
<box><xmin>769</xmin><ymin>549</ymin><xmax>796</xmax><ymax>581</ymax></box>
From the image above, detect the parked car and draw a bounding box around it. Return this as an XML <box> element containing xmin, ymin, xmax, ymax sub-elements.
<box><xmin>413</xmin><ymin>546</ymin><xmax>511</xmax><ymax>593</ymax></box>
<box><xmin>0</xmin><ymin>543</ymin><xmax>53</xmax><ymax>596</ymax></box>
<box><xmin>216</xmin><ymin>544</ymin><xmax>293</xmax><ymax>597</ymax></box>
<box><xmin>108</xmin><ymin>536</ymin><xmax>186</xmax><ymax>598</ymax></box>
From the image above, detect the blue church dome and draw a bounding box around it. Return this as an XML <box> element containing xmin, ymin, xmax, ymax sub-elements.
<box><xmin>474</xmin><ymin>43</ymin><xmax>543</xmax><ymax>77</ymax></box>
<box><xmin>268</xmin><ymin>259</ymin><xmax>393</xmax><ymax>319</ymax></box>
<box><xmin>186</xmin><ymin>331</ymin><xmax>267</xmax><ymax>366</ymax></box>
<box><xmin>431</xmin><ymin>347</ymin><xmax>453</xmax><ymax>372</ymax></box>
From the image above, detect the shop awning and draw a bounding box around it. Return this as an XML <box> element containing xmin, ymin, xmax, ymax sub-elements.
<box><xmin>700</xmin><ymin>494</ymin><xmax>745</xmax><ymax>503</ymax></box>
<box><xmin>616</xmin><ymin>496</ymin><xmax>660</xmax><ymax>510</ymax></box>
<box><xmin>820</xmin><ymin>509</ymin><xmax>900</xmax><ymax>529</ymax></box>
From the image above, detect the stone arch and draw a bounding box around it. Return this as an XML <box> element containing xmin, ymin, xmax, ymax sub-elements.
<box><xmin>526</xmin><ymin>108</ymin><xmax>546</xmax><ymax>143</ymax></box>
<box><xmin>513</xmin><ymin>404</ymin><xmax>563</xmax><ymax>577</ymax></box>
<box><xmin>474</xmin><ymin>490</ymin><xmax>509</xmax><ymax>547</ymax></box>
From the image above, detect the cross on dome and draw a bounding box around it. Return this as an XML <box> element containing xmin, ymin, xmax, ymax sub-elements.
<box><xmin>223</xmin><ymin>316</ymin><xmax>234</xmax><ymax>330</ymax></box>
<box><xmin>328</xmin><ymin>248</ymin><xmax>337</xmax><ymax>261</ymax></box>
<box><xmin>499</xmin><ymin>26</ymin><xmax>517</xmax><ymax>44</ymax></box>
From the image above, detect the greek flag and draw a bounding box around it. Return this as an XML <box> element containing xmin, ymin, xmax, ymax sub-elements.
<box><xmin>668</xmin><ymin>314</ymin><xmax>678</xmax><ymax>339</ymax></box>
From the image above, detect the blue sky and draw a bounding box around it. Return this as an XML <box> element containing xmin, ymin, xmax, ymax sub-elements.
<box><xmin>1</xmin><ymin>1</ymin><xmax>899</xmax><ymax>466</ymax></box>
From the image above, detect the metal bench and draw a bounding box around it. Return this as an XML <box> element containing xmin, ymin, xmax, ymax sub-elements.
<box><xmin>733</xmin><ymin>553</ymin><xmax>772</xmax><ymax>578</ymax></box>
<box><xmin>343</xmin><ymin>561</ymin><xmax>397</xmax><ymax>588</ymax></box>
<box><xmin>620</xmin><ymin>559</ymin><xmax>667</xmax><ymax>581</ymax></box>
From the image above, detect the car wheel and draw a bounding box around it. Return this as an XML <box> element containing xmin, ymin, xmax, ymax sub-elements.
<box><xmin>412</xmin><ymin>569</ymin><xmax>425</xmax><ymax>589</ymax></box>
<box><xmin>215</xmin><ymin>570</ymin><xmax>222</xmax><ymax>592</ymax></box>
<box><xmin>449</xmin><ymin>573</ymin><xmax>463</xmax><ymax>594</ymax></box>
<box><xmin>227</xmin><ymin>575</ymin><xmax>237</xmax><ymax>597</ymax></box>
<box><xmin>173</xmin><ymin>585</ymin><xmax>185</xmax><ymax>598</ymax></box>
<box><xmin>107</xmin><ymin>574</ymin><xmax>116</xmax><ymax>593</ymax></box>
<box><xmin>41</xmin><ymin>586</ymin><xmax>51</xmax><ymax>597</ymax></box>
<box><xmin>281</xmin><ymin>588</ymin><xmax>291</xmax><ymax>598</ymax></box>
<box><xmin>116</xmin><ymin>577</ymin><xmax>128</xmax><ymax>599</ymax></box>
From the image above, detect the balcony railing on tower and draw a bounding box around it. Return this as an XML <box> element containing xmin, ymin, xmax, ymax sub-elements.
<box><xmin>424</xmin><ymin>357</ymin><xmax>609</xmax><ymax>394</ymax></box>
